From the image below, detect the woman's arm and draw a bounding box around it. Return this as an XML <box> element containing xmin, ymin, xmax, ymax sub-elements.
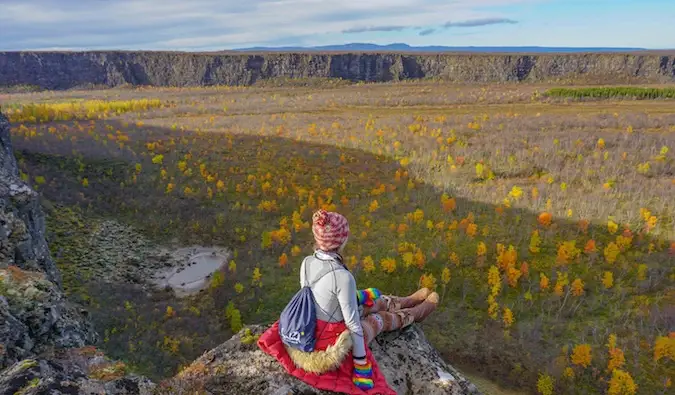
<box><xmin>335</xmin><ymin>271</ymin><xmax>367</xmax><ymax>358</ymax></box>
<box><xmin>299</xmin><ymin>258</ymin><xmax>306</xmax><ymax>287</ymax></box>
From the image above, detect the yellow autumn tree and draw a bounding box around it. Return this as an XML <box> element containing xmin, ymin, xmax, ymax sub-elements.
<box><xmin>607</xmin><ymin>370</ymin><xmax>637</xmax><ymax>395</ymax></box>
<box><xmin>571</xmin><ymin>278</ymin><xmax>584</xmax><ymax>296</ymax></box>
<box><xmin>278</xmin><ymin>253</ymin><xmax>288</xmax><ymax>268</ymax></box>
<box><xmin>488</xmin><ymin>265</ymin><xmax>501</xmax><ymax>294</ymax></box>
<box><xmin>506</xmin><ymin>265</ymin><xmax>522</xmax><ymax>288</ymax></box>
<box><xmin>414</xmin><ymin>249</ymin><xmax>426</xmax><ymax>269</ymax></box>
<box><xmin>536</xmin><ymin>373</ymin><xmax>554</xmax><ymax>395</ymax></box>
<box><xmin>362</xmin><ymin>256</ymin><xmax>375</xmax><ymax>273</ymax></box>
<box><xmin>420</xmin><ymin>273</ymin><xmax>437</xmax><ymax>290</ymax></box>
<box><xmin>441</xmin><ymin>194</ymin><xmax>456</xmax><ymax>212</ymax></box>
<box><xmin>503</xmin><ymin>307</ymin><xmax>514</xmax><ymax>328</ymax></box>
<box><xmin>538</xmin><ymin>212</ymin><xmax>552</xmax><ymax>227</ymax></box>
<box><xmin>487</xmin><ymin>294</ymin><xmax>499</xmax><ymax>320</ymax></box>
<box><xmin>291</xmin><ymin>245</ymin><xmax>302</xmax><ymax>257</ymax></box>
<box><xmin>606</xmin><ymin>334</ymin><xmax>626</xmax><ymax>372</ymax></box>
<box><xmin>477</xmin><ymin>241</ymin><xmax>487</xmax><ymax>257</ymax></box>
<box><xmin>571</xmin><ymin>344</ymin><xmax>592</xmax><ymax>368</ymax></box>
<box><xmin>556</xmin><ymin>240</ymin><xmax>580</xmax><ymax>265</ymax></box>
<box><xmin>496</xmin><ymin>244</ymin><xmax>517</xmax><ymax>271</ymax></box>
<box><xmin>380</xmin><ymin>258</ymin><xmax>397</xmax><ymax>274</ymax></box>
<box><xmin>252</xmin><ymin>268</ymin><xmax>262</xmax><ymax>287</ymax></box>
<box><xmin>602</xmin><ymin>271</ymin><xmax>614</xmax><ymax>289</ymax></box>
<box><xmin>604</xmin><ymin>242</ymin><xmax>620</xmax><ymax>264</ymax></box>
<box><xmin>449</xmin><ymin>252</ymin><xmax>460</xmax><ymax>266</ymax></box>
<box><xmin>554</xmin><ymin>271</ymin><xmax>569</xmax><ymax>296</ymax></box>
<box><xmin>441</xmin><ymin>267</ymin><xmax>451</xmax><ymax>285</ymax></box>
<box><xmin>654</xmin><ymin>335</ymin><xmax>675</xmax><ymax>362</ymax></box>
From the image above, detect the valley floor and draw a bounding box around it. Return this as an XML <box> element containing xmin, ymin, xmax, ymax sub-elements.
<box><xmin>3</xmin><ymin>80</ymin><xmax>673</xmax><ymax>394</ymax></box>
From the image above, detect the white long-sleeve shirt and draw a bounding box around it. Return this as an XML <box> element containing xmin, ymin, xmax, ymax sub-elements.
<box><xmin>300</xmin><ymin>251</ymin><xmax>367</xmax><ymax>359</ymax></box>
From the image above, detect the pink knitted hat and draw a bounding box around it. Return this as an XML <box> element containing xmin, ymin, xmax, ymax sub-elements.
<box><xmin>312</xmin><ymin>209</ymin><xmax>350</xmax><ymax>251</ymax></box>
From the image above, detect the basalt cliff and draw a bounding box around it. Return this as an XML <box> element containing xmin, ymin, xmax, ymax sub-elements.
<box><xmin>0</xmin><ymin>110</ymin><xmax>479</xmax><ymax>394</ymax></box>
<box><xmin>1</xmin><ymin>51</ymin><xmax>674</xmax><ymax>90</ymax></box>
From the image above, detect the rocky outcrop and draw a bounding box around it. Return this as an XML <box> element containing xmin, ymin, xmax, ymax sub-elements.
<box><xmin>0</xmin><ymin>268</ymin><xmax>97</xmax><ymax>369</ymax></box>
<box><xmin>0</xmin><ymin>112</ymin><xmax>60</xmax><ymax>285</ymax></box>
<box><xmin>0</xmin><ymin>324</ymin><xmax>480</xmax><ymax>395</ymax></box>
<box><xmin>160</xmin><ymin>325</ymin><xmax>480</xmax><ymax>395</ymax></box>
<box><xmin>0</xmin><ymin>348</ymin><xmax>155</xmax><ymax>395</ymax></box>
<box><xmin>0</xmin><ymin>51</ymin><xmax>674</xmax><ymax>90</ymax></box>
<box><xmin>0</xmin><ymin>111</ymin><xmax>97</xmax><ymax>370</ymax></box>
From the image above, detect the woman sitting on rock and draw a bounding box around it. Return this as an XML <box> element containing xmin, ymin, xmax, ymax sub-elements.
<box><xmin>258</xmin><ymin>209</ymin><xmax>439</xmax><ymax>394</ymax></box>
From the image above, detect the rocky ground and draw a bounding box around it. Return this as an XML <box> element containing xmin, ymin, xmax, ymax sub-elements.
<box><xmin>164</xmin><ymin>325</ymin><xmax>479</xmax><ymax>395</ymax></box>
<box><xmin>0</xmin><ymin>348</ymin><xmax>155</xmax><ymax>395</ymax></box>
<box><xmin>50</xmin><ymin>216</ymin><xmax>231</xmax><ymax>296</ymax></box>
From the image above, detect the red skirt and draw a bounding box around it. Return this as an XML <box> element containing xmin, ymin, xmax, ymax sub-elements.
<box><xmin>257</xmin><ymin>320</ymin><xmax>396</xmax><ymax>395</ymax></box>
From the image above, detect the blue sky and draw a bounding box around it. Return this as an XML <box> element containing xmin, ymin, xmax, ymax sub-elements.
<box><xmin>0</xmin><ymin>0</ymin><xmax>673</xmax><ymax>51</ymax></box>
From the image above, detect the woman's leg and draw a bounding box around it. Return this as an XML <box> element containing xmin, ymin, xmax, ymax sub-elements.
<box><xmin>360</xmin><ymin>292</ymin><xmax>439</xmax><ymax>343</ymax></box>
<box><xmin>362</xmin><ymin>287</ymin><xmax>432</xmax><ymax>315</ymax></box>
<box><xmin>360</xmin><ymin>311</ymin><xmax>403</xmax><ymax>344</ymax></box>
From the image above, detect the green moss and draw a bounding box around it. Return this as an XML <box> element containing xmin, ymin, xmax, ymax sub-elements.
<box><xmin>89</xmin><ymin>361</ymin><xmax>128</xmax><ymax>381</ymax></box>
<box><xmin>13</xmin><ymin>377</ymin><xmax>41</xmax><ymax>395</ymax></box>
<box><xmin>240</xmin><ymin>328</ymin><xmax>260</xmax><ymax>345</ymax></box>
<box><xmin>18</xmin><ymin>359</ymin><xmax>38</xmax><ymax>370</ymax></box>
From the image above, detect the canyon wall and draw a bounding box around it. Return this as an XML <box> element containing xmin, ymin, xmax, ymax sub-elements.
<box><xmin>1</xmin><ymin>51</ymin><xmax>674</xmax><ymax>90</ymax></box>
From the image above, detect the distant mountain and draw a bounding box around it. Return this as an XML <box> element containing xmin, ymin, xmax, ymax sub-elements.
<box><xmin>234</xmin><ymin>43</ymin><xmax>648</xmax><ymax>53</ymax></box>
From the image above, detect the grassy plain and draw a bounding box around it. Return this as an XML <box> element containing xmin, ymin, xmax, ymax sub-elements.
<box><xmin>3</xmin><ymin>80</ymin><xmax>674</xmax><ymax>394</ymax></box>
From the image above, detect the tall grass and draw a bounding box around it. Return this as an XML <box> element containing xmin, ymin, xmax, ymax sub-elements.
<box><xmin>545</xmin><ymin>87</ymin><xmax>675</xmax><ymax>99</ymax></box>
<box><xmin>4</xmin><ymin>99</ymin><xmax>165</xmax><ymax>123</ymax></box>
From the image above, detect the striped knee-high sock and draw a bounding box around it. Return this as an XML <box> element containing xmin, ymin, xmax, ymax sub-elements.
<box><xmin>361</xmin><ymin>297</ymin><xmax>388</xmax><ymax>316</ymax></box>
<box><xmin>361</xmin><ymin>312</ymin><xmax>403</xmax><ymax>344</ymax></box>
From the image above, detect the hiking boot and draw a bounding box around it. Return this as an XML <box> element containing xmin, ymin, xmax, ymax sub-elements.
<box><xmin>397</xmin><ymin>291</ymin><xmax>439</xmax><ymax>328</ymax></box>
<box><xmin>381</xmin><ymin>287</ymin><xmax>432</xmax><ymax>312</ymax></box>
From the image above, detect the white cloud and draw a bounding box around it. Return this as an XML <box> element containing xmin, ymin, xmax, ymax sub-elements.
<box><xmin>0</xmin><ymin>0</ymin><xmax>534</xmax><ymax>50</ymax></box>
<box><xmin>443</xmin><ymin>18</ymin><xmax>518</xmax><ymax>28</ymax></box>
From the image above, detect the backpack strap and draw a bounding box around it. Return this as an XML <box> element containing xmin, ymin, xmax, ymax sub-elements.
<box><xmin>309</xmin><ymin>268</ymin><xmax>335</xmax><ymax>287</ymax></box>
<box><xmin>303</xmin><ymin>254</ymin><xmax>346</xmax><ymax>287</ymax></box>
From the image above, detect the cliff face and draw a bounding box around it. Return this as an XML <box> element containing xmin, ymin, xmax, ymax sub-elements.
<box><xmin>0</xmin><ymin>114</ymin><xmax>61</xmax><ymax>285</ymax></box>
<box><xmin>0</xmin><ymin>51</ymin><xmax>674</xmax><ymax>90</ymax></box>
<box><xmin>0</xmin><ymin>111</ymin><xmax>97</xmax><ymax>370</ymax></box>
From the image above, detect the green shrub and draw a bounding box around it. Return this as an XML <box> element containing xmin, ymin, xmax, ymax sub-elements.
<box><xmin>545</xmin><ymin>87</ymin><xmax>675</xmax><ymax>99</ymax></box>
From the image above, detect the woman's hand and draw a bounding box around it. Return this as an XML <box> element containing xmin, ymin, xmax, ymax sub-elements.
<box><xmin>356</xmin><ymin>288</ymin><xmax>382</xmax><ymax>307</ymax></box>
<box><xmin>352</xmin><ymin>356</ymin><xmax>374</xmax><ymax>390</ymax></box>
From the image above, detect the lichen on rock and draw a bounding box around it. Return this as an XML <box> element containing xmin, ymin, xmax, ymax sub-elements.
<box><xmin>0</xmin><ymin>266</ymin><xmax>97</xmax><ymax>369</ymax></box>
